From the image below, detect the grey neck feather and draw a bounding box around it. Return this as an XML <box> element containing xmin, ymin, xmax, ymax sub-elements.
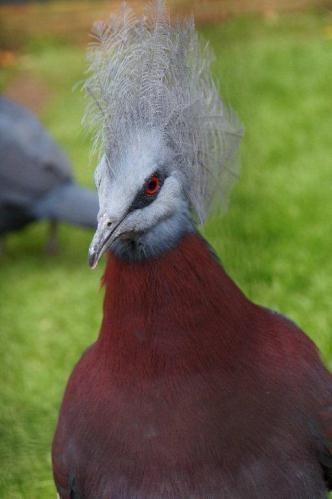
<box><xmin>111</xmin><ymin>205</ymin><xmax>194</xmax><ymax>262</ymax></box>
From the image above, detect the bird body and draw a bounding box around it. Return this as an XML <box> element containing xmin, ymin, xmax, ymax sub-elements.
<box><xmin>52</xmin><ymin>2</ymin><xmax>332</xmax><ymax>496</ymax></box>
<box><xmin>0</xmin><ymin>97</ymin><xmax>98</xmax><ymax>237</ymax></box>
<box><xmin>53</xmin><ymin>233</ymin><xmax>332</xmax><ymax>498</ymax></box>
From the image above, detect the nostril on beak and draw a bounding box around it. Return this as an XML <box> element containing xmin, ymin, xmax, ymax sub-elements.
<box><xmin>98</xmin><ymin>212</ymin><xmax>116</xmax><ymax>229</ymax></box>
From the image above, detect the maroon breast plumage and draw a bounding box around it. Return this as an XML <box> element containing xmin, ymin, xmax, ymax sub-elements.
<box><xmin>53</xmin><ymin>233</ymin><xmax>332</xmax><ymax>498</ymax></box>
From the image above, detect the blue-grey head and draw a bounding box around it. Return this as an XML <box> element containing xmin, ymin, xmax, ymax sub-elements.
<box><xmin>86</xmin><ymin>0</ymin><xmax>242</xmax><ymax>267</ymax></box>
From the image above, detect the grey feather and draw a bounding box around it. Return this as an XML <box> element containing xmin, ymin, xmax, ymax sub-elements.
<box><xmin>0</xmin><ymin>97</ymin><xmax>98</xmax><ymax>234</ymax></box>
<box><xmin>32</xmin><ymin>183</ymin><xmax>99</xmax><ymax>229</ymax></box>
<box><xmin>84</xmin><ymin>0</ymin><xmax>243</xmax><ymax>223</ymax></box>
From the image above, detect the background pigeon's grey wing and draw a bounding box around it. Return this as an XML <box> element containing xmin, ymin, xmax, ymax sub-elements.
<box><xmin>0</xmin><ymin>97</ymin><xmax>73</xmax><ymax>210</ymax></box>
<box><xmin>32</xmin><ymin>182</ymin><xmax>98</xmax><ymax>229</ymax></box>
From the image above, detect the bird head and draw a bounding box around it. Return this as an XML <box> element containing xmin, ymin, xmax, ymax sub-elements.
<box><xmin>88</xmin><ymin>129</ymin><xmax>191</xmax><ymax>267</ymax></box>
<box><xmin>86</xmin><ymin>1</ymin><xmax>242</xmax><ymax>267</ymax></box>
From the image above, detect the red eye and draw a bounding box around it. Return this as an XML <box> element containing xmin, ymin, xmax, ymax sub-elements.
<box><xmin>145</xmin><ymin>175</ymin><xmax>160</xmax><ymax>196</ymax></box>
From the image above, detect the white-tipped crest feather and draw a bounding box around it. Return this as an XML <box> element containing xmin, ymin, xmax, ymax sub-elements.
<box><xmin>84</xmin><ymin>0</ymin><xmax>242</xmax><ymax>223</ymax></box>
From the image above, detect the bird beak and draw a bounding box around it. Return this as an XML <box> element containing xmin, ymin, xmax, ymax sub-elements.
<box><xmin>88</xmin><ymin>220</ymin><xmax>111</xmax><ymax>269</ymax></box>
<box><xmin>88</xmin><ymin>217</ymin><xmax>122</xmax><ymax>269</ymax></box>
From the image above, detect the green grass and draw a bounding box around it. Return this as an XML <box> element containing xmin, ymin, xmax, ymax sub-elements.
<box><xmin>1</xmin><ymin>11</ymin><xmax>332</xmax><ymax>498</ymax></box>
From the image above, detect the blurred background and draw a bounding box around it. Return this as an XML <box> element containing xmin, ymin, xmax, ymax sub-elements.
<box><xmin>1</xmin><ymin>0</ymin><xmax>332</xmax><ymax>497</ymax></box>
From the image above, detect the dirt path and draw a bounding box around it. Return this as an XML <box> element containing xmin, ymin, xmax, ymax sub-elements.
<box><xmin>0</xmin><ymin>0</ymin><xmax>327</xmax><ymax>49</ymax></box>
<box><xmin>4</xmin><ymin>71</ymin><xmax>52</xmax><ymax>115</ymax></box>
